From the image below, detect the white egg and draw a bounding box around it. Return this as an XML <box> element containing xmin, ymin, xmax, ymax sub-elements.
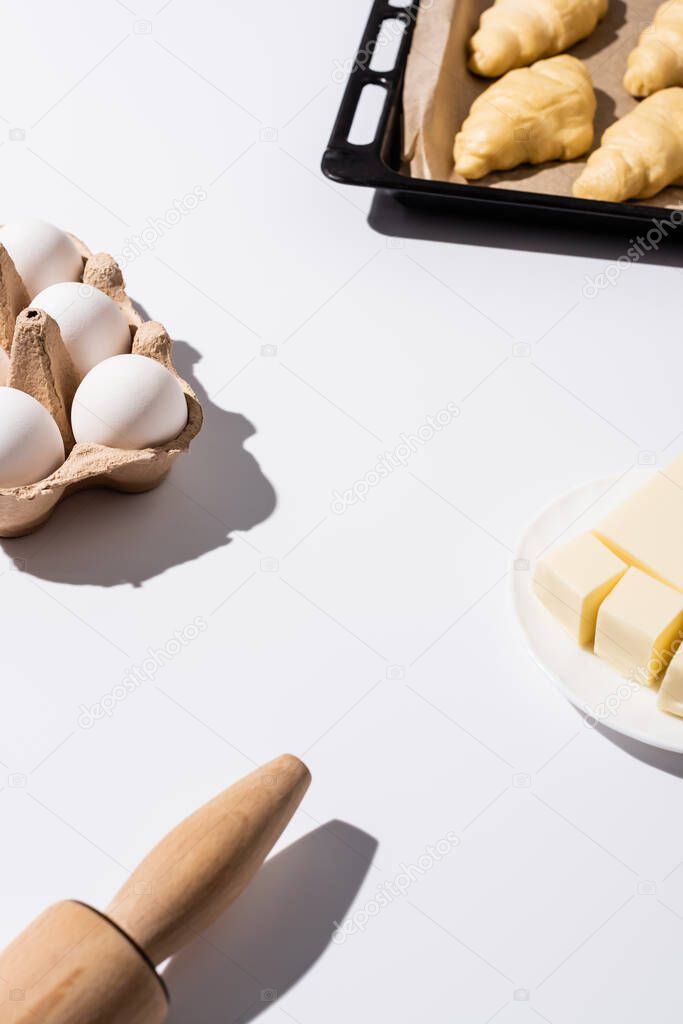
<box><xmin>0</xmin><ymin>387</ymin><xmax>64</xmax><ymax>487</ymax></box>
<box><xmin>0</xmin><ymin>346</ymin><xmax>8</xmax><ymax>386</ymax></box>
<box><xmin>31</xmin><ymin>282</ymin><xmax>131</xmax><ymax>376</ymax></box>
<box><xmin>71</xmin><ymin>354</ymin><xmax>188</xmax><ymax>450</ymax></box>
<box><xmin>0</xmin><ymin>219</ymin><xmax>82</xmax><ymax>299</ymax></box>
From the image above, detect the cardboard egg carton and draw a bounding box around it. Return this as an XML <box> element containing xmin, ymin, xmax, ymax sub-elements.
<box><xmin>0</xmin><ymin>234</ymin><xmax>203</xmax><ymax>537</ymax></box>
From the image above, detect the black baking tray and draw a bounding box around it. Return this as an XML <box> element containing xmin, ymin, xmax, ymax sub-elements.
<box><xmin>321</xmin><ymin>0</ymin><xmax>675</xmax><ymax>232</ymax></box>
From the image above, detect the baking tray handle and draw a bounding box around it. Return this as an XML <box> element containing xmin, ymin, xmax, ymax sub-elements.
<box><xmin>321</xmin><ymin>1</ymin><xmax>419</xmax><ymax>185</ymax></box>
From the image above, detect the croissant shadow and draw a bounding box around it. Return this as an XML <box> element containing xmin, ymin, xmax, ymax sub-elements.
<box><xmin>162</xmin><ymin>821</ymin><xmax>378</xmax><ymax>1024</ymax></box>
<box><xmin>572</xmin><ymin>0</ymin><xmax>628</xmax><ymax>59</ymax></box>
<box><xmin>0</xmin><ymin>338</ymin><xmax>276</xmax><ymax>586</ymax></box>
<box><xmin>592</xmin><ymin>86</ymin><xmax>618</xmax><ymax>142</ymax></box>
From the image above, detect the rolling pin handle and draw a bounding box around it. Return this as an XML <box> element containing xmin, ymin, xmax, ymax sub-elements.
<box><xmin>105</xmin><ymin>754</ymin><xmax>311</xmax><ymax>966</ymax></box>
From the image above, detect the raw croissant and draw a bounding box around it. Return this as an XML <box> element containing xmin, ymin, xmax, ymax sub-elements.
<box><xmin>624</xmin><ymin>0</ymin><xmax>683</xmax><ymax>97</ymax></box>
<box><xmin>454</xmin><ymin>55</ymin><xmax>596</xmax><ymax>179</ymax></box>
<box><xmin>468</xmin><ymin>0</ymin><xmax>608</xmax><ymax>77</ymax></box>
<box><xmin>573</xmin><ymin>87</ymin><xmax>683</xmax><ymax>201</ymax></box>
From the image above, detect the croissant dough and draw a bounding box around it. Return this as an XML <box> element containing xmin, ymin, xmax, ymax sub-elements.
<box><xmin>468</xmin><ymin>0</ymin><xmax>608</xmax><ymax>77</ymax></box>
<box><xmin>454</xmin><ymin>55</ymin><xmax>596</xmax><ymax>179</ymax></box>
<box><xmin>624</xmin><ymin>0</ymin><xmax>683</xmax><ymax>96</ymax></box>
<box><xmin>573</xmin><ymin>88</ymin><xmax>683</xmax><ymax>201</ymax></box>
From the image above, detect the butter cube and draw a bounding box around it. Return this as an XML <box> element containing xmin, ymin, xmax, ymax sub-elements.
<box><xmin>595</xmin><ymin>567</ymin><xmax>683</xmax><ymax>686</ymax></box>
<box><xmin>659</xmin><ymin>645</ymin><xmax>683</xmax><ymax>718</ymax></box>
<box><xmin>533</xmin><ymin>533</ymin><xmax>628</xmax><ymax>645</ymax></box>
<box><xmin>594</xmin><ymin>454</ymin><xmax>683</xmax><ymax>592</ymax></box>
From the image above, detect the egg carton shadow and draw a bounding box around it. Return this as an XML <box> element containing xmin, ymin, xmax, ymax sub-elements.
<box><xmin>0</xmin><ymin>236</ymin><xmax>203</xmax><ymax>537</ymax></box>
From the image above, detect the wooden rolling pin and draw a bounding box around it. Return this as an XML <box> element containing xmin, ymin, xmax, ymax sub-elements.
<box><xmin>0</xmin><ymin>754</ymin><xmax>310</xmax><ymax>1023</ymax></box>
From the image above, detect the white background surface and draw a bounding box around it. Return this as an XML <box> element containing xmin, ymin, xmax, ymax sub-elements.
<box><xmin>1</xmin><ymin>2</ymin><xmax>683</xmax><ymax>1022</ymax></box>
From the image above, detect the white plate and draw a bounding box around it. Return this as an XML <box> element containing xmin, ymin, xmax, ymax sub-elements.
<box><xmin>513</xmin><ymin>468</ymin><xmax>683</xmax><ymax>755</ymax></box>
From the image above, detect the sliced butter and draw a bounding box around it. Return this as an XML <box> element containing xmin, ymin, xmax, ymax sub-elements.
<box><xmin>594</xmin><ymin>454</ymin><xmax>683</xmax><ymax>591</ymax></box>
<box><xmin>533</xmin><ymin>532</ymin><xmax>628</xmax><ymax>645</ymax></box>
<box><xmin>594</xmin><ymin>567</ymin><xmax>683</xmax><ymax>686</ymax></box>
<box><xmin>659</xmin><ymin>645</ymin><xmax>683</xmax><ymax>718</ymax></box>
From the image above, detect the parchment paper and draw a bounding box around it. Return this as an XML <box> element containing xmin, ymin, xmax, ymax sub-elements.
<box><xmin>402</xmin><ymin>0</ymin><xmax>683</xmax><ymax>208</ymax></box>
